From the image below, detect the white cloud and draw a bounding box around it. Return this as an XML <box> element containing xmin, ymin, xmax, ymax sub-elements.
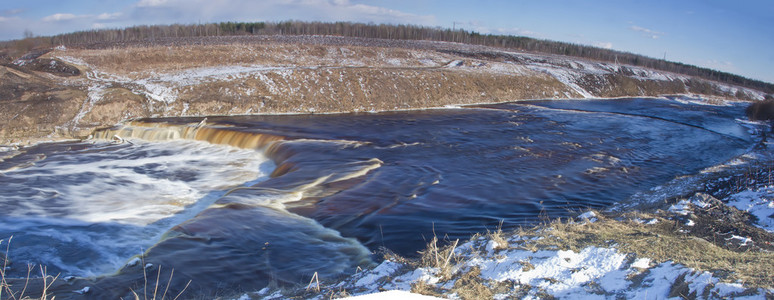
<box><xmin>451</xmin><ymin>23</ymin><xmax>538</xmax><ymax>38</ymax></box>
<box><xmin>499</xmin><ymin>28</ymin><xmax>539</xmax><ymax>37</ymax></box>
<box><xmin>42</xmin><ymin>13</ymin><xmax>80</xmax><ymax>22</ymax></box>
<box><xmin>350</xmin><ymin>3</ymin><xmax>419</xmax><ymax>20</ymax></box>
<box><xmin>704</xmin><ymin>59</ymin><xmax>736</xmax><ymax>71</ymax></box>
<box><xmin>449</xmin><ymin>21</ymin><xmax>489</xmax><ymax>33</ymax></box>
<box><xmin>97</xmin><ymin>12</ymin><xmax>122</xmax><ymax>20</ymax></box>
<box><xmin>629</xmin><ymin>25</ymin><xmax>664</xmax><ymax>39</ymax></box>
<box><xmin>3</xmin><ymin>9</ymin><xmax>24</xmax><ymax>16</ymax></box>
<box><xmin>136</xmin><ymin>0</ymin><xmax>172</xmax><ymax>7</ymax></box>
<box><xmin>128</xmin><ymin>0</ymin><xmax>435</xmax><ymax>25</ymax></box>
<box><xmin>593</xmin><ymin>41</ymin><xmax>613</xmax><ymax>49</ymax></box>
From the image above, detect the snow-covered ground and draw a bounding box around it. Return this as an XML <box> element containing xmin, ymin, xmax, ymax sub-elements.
<box><xmin>245</xmin><ymin>232</ymin><xmax>771</xmax><ymax>299</ymax></box>
<box><xmin>726</xmin><ymin>186</ymin><xmax>774</xmax><ymax>233</ymax></box>
<box><xmin>52</xmin><ymin>42</ymin><xmax>768</xmax><ymax>119</ymax></box>
<box><xmin>344</xmin><ymin>290</ymin><xmax>443</xmax><ymax>299</ymax></box>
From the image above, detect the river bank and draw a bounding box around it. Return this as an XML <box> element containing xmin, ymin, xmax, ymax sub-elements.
<box><xmin>1</xmin><ymin>35</ymin><xmax>768</xmax><ymax>146</ymax></box>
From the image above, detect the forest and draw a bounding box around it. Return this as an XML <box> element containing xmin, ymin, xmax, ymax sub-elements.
<box><xmin>1</xmin><ymin>21</ymin><xmax>772</xmax><ymax>94</ymax></box>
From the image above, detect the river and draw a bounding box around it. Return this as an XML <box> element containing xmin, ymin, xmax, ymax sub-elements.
<box><xmin>0</xmin><ymin>98</ymin><xmax>753</xmax><ymax>298</ymax></box>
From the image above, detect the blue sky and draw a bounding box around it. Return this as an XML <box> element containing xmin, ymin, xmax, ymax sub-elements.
<box><xmin>1</xmin><ymin>0</ymin><xmax>772</xmax><ymax>84</ymax></box>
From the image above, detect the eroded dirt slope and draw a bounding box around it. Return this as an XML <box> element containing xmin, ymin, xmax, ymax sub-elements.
<box><xmin>0</xmin><ymin>36</ymin><xmax>767</xmax><ymax>144</ymax></box>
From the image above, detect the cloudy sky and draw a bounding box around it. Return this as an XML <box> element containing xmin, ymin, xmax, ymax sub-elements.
<box><xmin>1</xmin><ymin>0</ymin><xmax>772</xmax><ymax>83</ymax></box>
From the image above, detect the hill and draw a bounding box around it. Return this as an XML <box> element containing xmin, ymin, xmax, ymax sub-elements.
<box><xmin>0</xmin><ymin>25</ymin><xmax>771</xmax><ymax>145</ymax></box>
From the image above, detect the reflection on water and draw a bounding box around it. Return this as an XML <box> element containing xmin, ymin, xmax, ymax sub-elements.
<box><xmin>0</xmin><ymin>98</ymin><xmax>753</xmax><ymax>298</ymax></box>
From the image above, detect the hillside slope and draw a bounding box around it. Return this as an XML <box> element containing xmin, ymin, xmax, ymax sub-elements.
<box><xmin>0</xmin><ymin>35</ymin><xmax>768</xmax><ymax>145</ymax></box>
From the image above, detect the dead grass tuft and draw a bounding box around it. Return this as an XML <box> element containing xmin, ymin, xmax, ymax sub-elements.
<box><xmin>451</xmin><ymin>267</ymin><xmax>493</xmax><ymax>300</ymax></box>
<box><xmin>130</xmin><ymin>264</ymin><xmax>191</xmax><ymax>300</ymax></box>
<box><xmin>416</xmin><ymin>234</ymin><xmax>459</xmax><ymax>280</ymax></box>
<box><xmin>0</xmin><ymin>237</ymin><xmax>60</xmax><ymax>300</ymax></box>
<box><xmin>410</xmin><ymin>280</ymin><xmax>443</xmax><ymax>298</ymax></box>
<box><xmin>485</xmin><ymin>221</ymin><xmax>509</xmax><ymax>251</ymax></box>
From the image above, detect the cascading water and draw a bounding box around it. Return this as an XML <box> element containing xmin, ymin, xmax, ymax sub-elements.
<box><xmin>0</xmin><ymin>139</ymin><xmax>275</xmax><ymax>277</ymax></box>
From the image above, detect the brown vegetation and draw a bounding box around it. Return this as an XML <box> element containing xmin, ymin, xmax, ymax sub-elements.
<box><xmin>2</xmin><ymin>21</ymin><xmax>770</xmax><ymax>94</ymax></box>
<box><xmin>746</xmin><ymin>99</ymin><xmax>774</xmax><ymax>121</ymax></box>
<box><xmin>0</xmin><ymin>34</ymin><xmax>767</xmax><ymax>145</ymax></box>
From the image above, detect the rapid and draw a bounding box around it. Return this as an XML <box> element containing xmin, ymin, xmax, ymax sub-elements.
<box><xmin>0</xmin><ymin>98</ymin><xmax>754</xmax><ymax>298</ymax></box>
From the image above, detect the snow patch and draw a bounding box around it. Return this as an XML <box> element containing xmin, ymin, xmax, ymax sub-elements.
<box><xmin>577</xmin><ymin>211</ymin><xmax>597</xmax><ymax>221</ymax></box>
<box><xmin>528</xmin><ymin>65</ymin><xmax>594</xmax><ymax>98</ymax></box>
<box><xmin>668</xmin><ymin>200</ymin><xmax>692</xmax><ymax>215</ymax></box>
<box><xmin>126</xmin><ymin>257</ymin><xmax>140</xmax><ymax>267</ymax></box>
<box><xmin>475</xmin><ymin>247</ymin><xmax>626</xmax><ymax>296</ymax></box>
<box><xmin>69</xmin><ymin>84</ymin><xmax>107</xmax><ymax>130</ymax></box>
<box><xmin>445</xmin><ymin>60</ymin><xmax>464</xmax><ymax>67</ymax></box>
<box><xmin>323</xmin><ymin>242</ymin><xmax>772</xmax><ymax>299</ymax></box>
<box><xmin>725</xmin><ymin>186</ymin><xmax>774</xmax><ymax>232</ymax></box>
<box><xmin>630</xmin><ymin>258</ymin><xmax>651</xmax><ymax>269</ymax></box>
<box><xmin>346</xmin><ymin>290</ymin><xmax>443</xmax><ymax>300</ymax></box>
<box><xmin>353</xmin><ymin>260</ymin><xmax>403</xmax><ymax>290</ymax></box>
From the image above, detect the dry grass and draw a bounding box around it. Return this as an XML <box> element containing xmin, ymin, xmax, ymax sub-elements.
<box><xmin>399</xmin><ymin>210</ymin><xmax>774</xmax><ymax>299</ymax></box>
<box><xmin>409</xmin><ymin>280</ymin><xmax>443</xmax><ymax>298</ymax></box>
<box><xmin>256</xmin><ymin>204</ymin><xmax>773</xmax><ymax>299</ymax></box>
<box><xmin>416</xmin><ymin>224</ymin><xmax>461</xmax><ymax>280</ymax></box>
<box><xmin>512</xmin><ymin>212</ymin><xmax>774</xmax><ymax>288</ymax></box>
<box><xmin>57</xmin><ymin>44</ymin><xmax>448</xmax><ymax>77</ymax></box>
<box><xmin>62</xmin><ymin>42</ymin><xmax>570</xmax><ymax>115</ymax></box>
<box><xmin>0</xmin><ymin>237</ymin><xmax>60</xmax><ymax>300</ymax></box>
<box><xmin>129</xmin><ymin>262</ymin><xmax>191</xmax><ymax>300</ymax></box>
<box><xmin>1</xmin><ymin>237</ymin><xmax>191</xmax><ymax>300</ymax></box>
<box><xmin>448</xmin><ymin>267</ymin><xmax>493</xmax><ymax>300</ymax></box>
<box><xmin>9</xmin><ymin>35</ymin><xmax>745</xmax><ymax>145</ymax></box>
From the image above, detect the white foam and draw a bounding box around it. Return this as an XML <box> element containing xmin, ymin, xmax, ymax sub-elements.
<box><xmin>1</xmin><ymin>140</ymin><xmax>272</xmax><ymax>226</ymax></box>
<box><xmin>0</xmin><ymin>140</ymin><xmax>274</xmax><ymax>276</ymax></box>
